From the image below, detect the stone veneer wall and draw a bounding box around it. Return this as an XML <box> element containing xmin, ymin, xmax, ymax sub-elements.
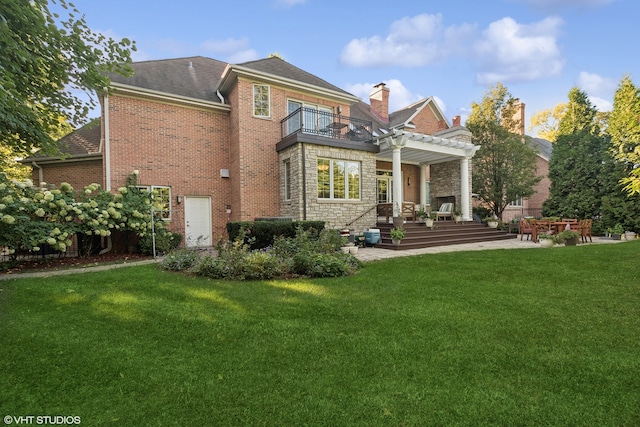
<box><xmin>279</xmin><ymin>143</ymin><xmax>377</xmax><ymax>234</ymax></box>
<box><xmin>430</xmin><ymin>159</ymin><xmax>472</xmax><ymax>218</ymax></box>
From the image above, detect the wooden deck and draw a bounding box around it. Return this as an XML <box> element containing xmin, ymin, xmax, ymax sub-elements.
<box><xmin>371</xmin><ymin>220</ymin><xmax>518</xmax><ymax>250</ymax></box>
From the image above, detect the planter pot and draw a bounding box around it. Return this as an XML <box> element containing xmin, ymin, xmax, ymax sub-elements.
<box><xmin>612</xmin><ymin>233</ymin><xmax>621</xmax><ymax>240</ymax></box>
<box><xmin>454</xmin><ymin>215</ymin><xmax>463</xmax><ymax>223</ymax></box>
<box><xmin>348</xmin><ymin>246</ymin><xmax>358</xmax><ymax>255</ymax></box>
<box><xmin>625</xmin><ymin>232</ymin><xmax>636</xmax><ymax>241</ymax></box>
<box><xmin>564</xmin><ymin>236</ymin><xmax>579</xmax><ymax>246</ymax></box>
<box><xmin>392</xmin><ymin>239</ymin><xmax>401</xmax><ymax>246</ymax></box>
<box><xmin>425</xmin><ymin>219</ymin><xmax>434</xmax><ymax>229</ymax></box>
<box><xmin>487</xmin><ymin>221</ymin><xmax>498</xmax><ymax>228</ymax></box>
<box><xmin>340</xmin><ymin>246</ymin><xmax>351</xmax><ymax>254</ymax></box>
<box><xmin>540</xmin><ymin>239</ymin><xmax>554</xmax><ymax>248</ymax></box>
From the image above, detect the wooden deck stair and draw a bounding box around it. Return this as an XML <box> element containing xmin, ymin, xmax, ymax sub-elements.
<box><xmin>372</xmin><ymin>221</ymin><xmax>518</xmax><ymax>250</ymax></box>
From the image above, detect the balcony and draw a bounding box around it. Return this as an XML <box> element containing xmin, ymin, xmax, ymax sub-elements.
<box><xmin>280</xmin><ymin>107</ymin><xmax>373</xmax><ymax>144</ymax></box>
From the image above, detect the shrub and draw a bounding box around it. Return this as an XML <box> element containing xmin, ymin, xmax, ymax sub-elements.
<box><xmin>243</xmin><ymin>250</ymin><xmax>287</xmax><ymax>280</ymax></box>
<box><xmin>177</xmin><ymin>226</ymin><xmax>360</xmax><ymax>281</ymax></box>
<box><xmin>159</xmin><ymin>248</ymin><xmax>202</xmax><ymax>272</ymax></box>
<box><xmin>139</xmin><ymin>230</ymin><xmax>182</xmax><ymax>255</ymax></box>
<box><xmin>226</xmin><ymin>220</ymin><xmax>325</xmax><ymax>250</ymax></box>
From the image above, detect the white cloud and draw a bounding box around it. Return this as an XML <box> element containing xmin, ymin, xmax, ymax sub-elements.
<box><xmin>200</xmin><ymin>37</ymin><xmax>259</xmax><ymax>63</ymax></box>
<box><xmin>588</xmin><ymin>96</ymin><xmax>613</xmax><ymax>112</ymax></box>
<box><xmin>473</xmin><ymin>16</ymin><xmax>565</xmax><ymax>84</ymax></box>
<box><xmin>200</xmin><ymin>37</ymin><xmax>251</xmax><ymax>54</ymax></box>
<box><xmin>227</xmin><ymin>50</ymin><xmax>260</xmax><ymax>63</ymax></box>
<box><xmin>577</xmin><ymin>71</ymin><xmax>617</xmax><ymax>95</ymax></box>
<box><xmin>340</xmin><ymin>14</ymin><xmax>475</xmax><ymax>67</ymax></box>
<box><xmin>577</xmin><ymin>72</ymin><xmax>616</xmax><ymax>111</ymax></box>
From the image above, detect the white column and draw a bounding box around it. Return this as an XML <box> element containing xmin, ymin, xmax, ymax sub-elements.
<box><xmin>392</xmin><ymin>146</ymin><xmax>402</xmax><ymax>218</ymax></box>
<box><xmin>460</xmin><ymin>157</ymin><xmax>471</xmax><ymax>221</ymax></box>
<box><xmin>419</xmin><ymin>164</ymin><xmax>427</xmax><ymax>208</ymax></box>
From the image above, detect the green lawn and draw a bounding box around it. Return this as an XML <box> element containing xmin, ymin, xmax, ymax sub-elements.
<box><xmin>1</xmin><ymin>242</ymin><xmax>639</xmax><ymax>426</ymax></box>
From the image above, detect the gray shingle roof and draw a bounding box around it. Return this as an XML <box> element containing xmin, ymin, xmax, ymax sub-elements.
<box><xmin>31</xmin><ymin>120</ymin><xmax>101</xmax><ymax>159</ymax></box>
<box><xmin>108</xmin><ymin>56</ymin><xmax>228</xmax><ymax>102</ymax></box>
<box><xmin>527</xmin><ymin>136</ymin><xmax>553</xmax><ymax>159</ymax></box>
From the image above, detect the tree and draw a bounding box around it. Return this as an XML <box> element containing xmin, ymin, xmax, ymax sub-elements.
<box><xmin>528</xmin><ymin>102</ymin><xmax>568</xmax><ymax>142</ymax></box>
<box><xmin>0</xmin><ymin>0</ymin><xmax>135</xmax><ymax>157</ymax></box>
<box><xmin>543</xmin><ymin>87</ymin><xmax>613</xmax><ymax>224</ymax></box>
<box><xmin>607</xmin><ymin>75</ymin><xmax>640</xmax><ymax>195</ymax></box>
<box><xmin>467</xmin><ymin>84</ymin><xmax>542</xmax><ymax>219</ymax></box>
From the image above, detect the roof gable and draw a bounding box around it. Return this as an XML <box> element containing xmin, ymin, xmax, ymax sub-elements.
<box><xmin>390</xmin><ymin>97</ymin><xmax>448</xmax><ymax>130</ymax></box>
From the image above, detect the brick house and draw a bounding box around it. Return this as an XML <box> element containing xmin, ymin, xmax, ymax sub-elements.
<box><xmin>28</xmin><ymin>56</ymin><xmax>479</xmax><ymax>247</ymax></box>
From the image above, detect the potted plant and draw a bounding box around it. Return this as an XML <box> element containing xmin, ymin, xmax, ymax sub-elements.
<box><xmin>454</xmin><ymin>208</ymin><xmax>463</xmax><ymax>223</ymax></box>
<box><xmin>390</xmin><ymin>227</ymin><xmax>406</xmax><ymax>245</ymax></box>
<box><xmin>340</xmin><ymin>236</ymin><xmax>353</xmax><ymax>253</ymax></box>
<box><xmin>625</xmin><ymin>230</ymin><xmax>636</xmax><ymax>241</ymax></box>
<box><xmin>557</xmin><ymin>230</ymin><xmax>580</xmax><ymax>246</ymax></box>
<box><xmin>610</xmin><ymin>224</ymin><xmax>624</xmax><ymax>240</ymax></box>
<box><xmin>538</xmin><ymin>232</ymin><xmax>555</xmax><ymax>248</ymax></box>
<box><xmin>482</xmin><ymin>217</ymin><xmax>499</xmax><ymax>228</ymax></box>
<box><xmin>417</xmin><ymin>207</ymin><xmax>434</xmax><ymax>229</ymax></box>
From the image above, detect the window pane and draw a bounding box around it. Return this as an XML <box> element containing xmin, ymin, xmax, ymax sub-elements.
<box><xmin>253</xmin><ymin>85</ymin><xmax>269</xmax><ymax>117</ymax></box>
<box><xmin>152</xmin><ymin>186</ymin><xmax>171</xmax><ymax>220</ymax></box>
<box><xmin>317</xmin><ymin>159</ymin><xmax>330</xmax><ymax>198</ymax></box>
<box><xmin>347</xmin><ymin>162</ymin><xmax>360</xmax><ymax>199</ymax></box>
<box><xmin>333</xmin><ymin>161</ymin><xmax>345</xmax><ymax>199</ymax></box>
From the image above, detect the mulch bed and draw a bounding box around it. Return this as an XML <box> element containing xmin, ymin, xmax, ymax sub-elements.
<box><xmin>1</xmin><ymin>252</ymin><xmax>154</xmax><ymax>275</ymax></box>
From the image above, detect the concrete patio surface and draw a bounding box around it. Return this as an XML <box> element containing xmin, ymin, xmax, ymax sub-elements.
<box><xmin>353</xmin><ymin>236</ymin><xmax>624</xmax><ymax>262</ymax></box>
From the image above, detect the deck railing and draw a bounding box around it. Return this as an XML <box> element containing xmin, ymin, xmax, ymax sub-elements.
<box><xmin>281</xmin><ymin>107</ymin><xmax>373</xmax><ymax>143</ymax></box>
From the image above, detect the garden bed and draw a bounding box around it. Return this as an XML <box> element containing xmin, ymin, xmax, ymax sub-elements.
<box><xmin>1</xmin><ymin>252</ymin><xmax>153</xmax><ymax>275</ymax></box>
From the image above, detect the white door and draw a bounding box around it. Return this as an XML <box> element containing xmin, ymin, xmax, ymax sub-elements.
<box><xmin>184</xmin><ymin>196</ymin><xmax>212</xmax><ymax>247</ymax></box>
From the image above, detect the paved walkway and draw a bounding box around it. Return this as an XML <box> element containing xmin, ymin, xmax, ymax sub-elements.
<box><xmin>353</xmin><ymin>236</ymin><xmax>624</xmax><ymax>262</ymax></box>
<box><xmin>0</xmin><ymin>236</ymin><xmax>624</xmax><ymax>280</ymax></box>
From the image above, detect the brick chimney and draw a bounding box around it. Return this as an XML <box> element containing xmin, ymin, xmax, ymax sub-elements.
<box><xmin>370</xmin><ymin>83</ymin><xmax>390</xmax><ymax>122</ymax></box>
<box><xmin>452</xmin><ymin>115</ymin><xmax>461</xmax><ymax>127</ymax></box>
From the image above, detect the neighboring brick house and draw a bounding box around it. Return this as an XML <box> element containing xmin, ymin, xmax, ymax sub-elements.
<box><xmin>28</xmin><ymin>56</ymin><xmax>479</xmax><ymax>247</ymax></box>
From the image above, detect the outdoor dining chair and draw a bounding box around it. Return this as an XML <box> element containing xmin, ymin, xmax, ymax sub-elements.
<box><xmin>519</xmin><ymin>218</ymin><xmax>533</xmax><ymax>241</ymax></box>
<box><xmin>579</xmin><ymin>219</ymin><xmax>593</xmax><ymax>243</ymax></box>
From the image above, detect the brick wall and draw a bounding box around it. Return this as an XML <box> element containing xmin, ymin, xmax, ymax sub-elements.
<box><xmin>31</xmin><ymin>160</ymin><xmax>103</xmax><ymax>193</ymax></box>
<box><xmin>106</xmin><ymin>94</ymin><xmax>231</xmax><ymax>238</ymax></box>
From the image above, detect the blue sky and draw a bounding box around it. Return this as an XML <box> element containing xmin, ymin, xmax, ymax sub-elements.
<box><xmin>68</xmin><ymin>0</ymin><xmax>636</xmax><ymax>134</ymax></box>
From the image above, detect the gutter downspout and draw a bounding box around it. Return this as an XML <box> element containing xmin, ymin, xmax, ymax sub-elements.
<box><xmin>103</xmin><ymin>92</ymin><xmax>111</xmax><ymax>190</ymax></box>
<box><xmin>31</xmin><ymin>161</ymin><xmax>43</xmax><ymax>184</ymax></box>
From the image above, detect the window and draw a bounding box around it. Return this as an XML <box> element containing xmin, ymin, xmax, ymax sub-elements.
<box><xmin>136</xmin><ymin>185</ymin><xmax>172</xmax><ymax>220</ymax></box>
<box><xmin>317</xmin><ymin>159</ymin><xmax>360</xmax><ymax>200</ymax></box>
<box><xmin>283</xmin><ymin>160</ymin><xmax>291</xmax><ymax>200</ymax></box>
<box><xmin>253</xmin><ymin>84</ymin><xmax>270</xmax><ymax>117</ymax></box>
<box><xmin>510</xmin><ymin>196</ymin><xmax>522</xmax><ymax>207</ymax></box>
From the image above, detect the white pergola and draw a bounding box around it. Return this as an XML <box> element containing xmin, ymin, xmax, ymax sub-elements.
<box><xmin>373</xmin><ymin>129</ymin><xmax>481</xmax><ymax>221</ymax></box>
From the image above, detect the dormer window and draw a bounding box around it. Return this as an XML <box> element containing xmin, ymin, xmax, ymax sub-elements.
<box><xmin>253</xmin><ymin>84</ymin><xmax>270</xmax><ymax>118</ymax></box>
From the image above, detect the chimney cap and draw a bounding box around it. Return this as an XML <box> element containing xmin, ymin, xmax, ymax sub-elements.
<box><xmin>374</xmin><ymin>82</ymin><xmax>386</xmax><ymax>88</ymax></box>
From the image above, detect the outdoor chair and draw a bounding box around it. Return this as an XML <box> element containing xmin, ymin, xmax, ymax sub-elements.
<box><xmin>519</xmin><ymin>218</ymin><xmax>533</xmax><ymax>241</ymax></box>
<box><xmin>435</xmin><ymin>203</ymin><xmax>453</xmax><ymax>221</ymax></box>
<box><xmin>402</xmin><ymin>202</ymin><xmax>416</xmax><ymax>222</ymax></box>
<box><xmin>579</xmin><ymin>219</ymin><xmax>593</xmax><ymax>243</ymax></box>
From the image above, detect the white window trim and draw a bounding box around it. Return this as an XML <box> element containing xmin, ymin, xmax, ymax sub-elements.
<box><xmin>136</xmin><ymin>185</ymin><xmax>172</xmax><ymax>220</ymax></box>
<box><xmin>318</xmin><ymin>158</ymin><xmax>361</xmax><ymax>201</ymax></box>
<box><xmin>253</xmin><ymin>84</ymin><xmax>270</xmax><ymax>118</ymax></box>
